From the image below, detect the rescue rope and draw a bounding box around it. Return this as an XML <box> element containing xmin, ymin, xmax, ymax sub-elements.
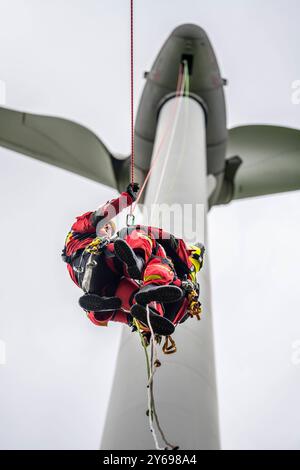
<box><xmin>128</xmin><ymin>2</ymin><xmax>191</xmax><ymax>450</ymax></box>
<box><xmin>129</xmin><ymin>65</ymin><xmax>190</xmax><ymax>446</ymax></box>
<box><xmin>131</xmin><ymin>64</ymin><xmax>185</xmax><ymax>213</ymax></box>
<box><xmin>130</xmin><ymin>0</ymin><xmax>135</xmax><ymax>186</ymax></box>
<box><xmin>148</xmin><ymin>338</ymin><xmax>178</xmax><ymax>449</ymax></box>
<box><xmin>183</xmin><ymin>59</ymin><xmax>190</xmax><ymax>95</ymax></box>
<box><xmin>168</xmin><ymin>60</ymin><xmax>190</xmax><ymax>196</ymax></box>
<box><xmin>150</xmin><ymin>64</ymin><xmax>187</xmax><ymax>220</ymax></box>
<box><xmin>128</xmin><ymin>9</ymin><xmax>190</xmax><ymax>209</ymax></box>
<box><xmin>133</xmin><ymin>316</ymin><xmax>177</xmax><ymax>449</ymax></box>
<box><xmin>150</xmin><ymin>60</ymin><xmax>190</xmax><ymax>220</ymax></box>
<box><xmin>133</xmin><ymin>317</ymin><xmax>161</xmax><ymax>449</ymax></box>
<box><xmin>146</xmin><ymin>305</ymin><xmax>162</xmax><ymax>449</ymax></box>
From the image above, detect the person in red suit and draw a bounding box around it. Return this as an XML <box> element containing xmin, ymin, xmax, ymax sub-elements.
<box><xmin>62</xmin><ymin>183</ymin><xmax>183</xmax><ymax>335</ymax></box>
<box><xmin>85</xmin><ymin>228</ymin><xmax>204</xmax><ymax>336</ymax></box>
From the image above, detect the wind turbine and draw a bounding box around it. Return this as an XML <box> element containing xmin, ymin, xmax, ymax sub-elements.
<box><xmin>1</xmin><ymin>24</ymin><xmax>299</xmax><ymax>450</ymax></box>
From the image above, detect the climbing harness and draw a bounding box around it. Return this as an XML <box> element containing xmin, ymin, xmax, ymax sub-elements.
<box><xmin>82</xmin><ymin>255</ymin><xmax>98</xmax><ymax>293</ymax></box>
<box><xmin>85</xmin><ymin>236</ymin><xmax>109</xmax><ymax>254</ymax></box>
<box><xmin>81</xmin><ymin>238</ymin><xmax>110</xmax><ymax>293</ymax></box>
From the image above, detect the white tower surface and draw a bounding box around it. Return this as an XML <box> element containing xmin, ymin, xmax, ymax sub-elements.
<box><xmin>101</xmin><ymin>96</ymin><xmax>220</xmax><ymax>450</ymax></box>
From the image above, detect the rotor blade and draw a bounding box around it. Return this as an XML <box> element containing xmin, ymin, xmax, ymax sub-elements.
<box><xmin>227</xmin><ymin>125</ymin><xmax>300</xmax><ymax>200</ymax></box>
<box><xmin>0</xmin><ymin>106</ymin><xmax>118</xmax><ymax>189</ymax></box>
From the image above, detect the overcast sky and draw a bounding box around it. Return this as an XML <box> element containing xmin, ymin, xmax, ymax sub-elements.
<box><xmin>0</xmin><ymin>0</ymin><xmax>300</xmax><ymax>450</ymax></box>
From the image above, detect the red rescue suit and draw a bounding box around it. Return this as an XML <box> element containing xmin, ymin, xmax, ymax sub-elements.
<box><xmin>63</xmin><ymin>194</ymin><xmax>194</xmax><ymax>327</ymax></box>
<box><xmin>63</xmin><ymin>191</ymin><xmax>134</xmax><ymax>286</ymax></box>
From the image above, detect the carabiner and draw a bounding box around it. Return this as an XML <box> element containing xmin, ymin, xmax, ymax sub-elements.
<box><xmin>126</xmin><ymin>213</ymin><xmax>135</xmax><ymax>227</ymax></box>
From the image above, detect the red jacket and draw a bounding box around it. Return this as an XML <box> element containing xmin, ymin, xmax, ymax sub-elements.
<box><xmin>140</xmin><ymin>226</ymin><xmax>193</xmax><ymax>273</ymax></box>
<box><xmin>117</xmin><ymin>225</ymin><xmax>193</xmax><ymax>284</ymax></box>
<box><xmin>63</xmin><ymin>192</ymin><xmax>134</xmax><ymax>286</ymax></box>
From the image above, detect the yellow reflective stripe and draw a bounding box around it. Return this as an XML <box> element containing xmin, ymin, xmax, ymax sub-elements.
<box><xmin>65</xmin><ymin>231</ymin><xmax>73</xmax><ymax>244</ymax></box>
<box><xmin>137</xmin><ymin>233</ymin><xmax>153</xmax><ymax>245</ymax></box>
<box><xmin>158</xmin><ymin>265</ymin><xmax>173</xmax><ymax>273</ymax></box>
<box><xmin>97</xmin><ymin>321</ymin><xmax>109</xmax><ymax>327</ymax></box>
<box><xmin>189</xmin><ymin>257</ymin><xmax>201</xmax><ymax>273</ymax></box>
<box><xmin>144</xmin><ymin>274</ymin><xmax>162</xmax><ymax>282</ymax></box>
<box><xmin>133</xmin><ymin>318</ymin><xmax>150</xmax><ymax>333</ymax></box>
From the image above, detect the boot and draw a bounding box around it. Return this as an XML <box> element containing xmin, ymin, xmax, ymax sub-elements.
<box><xmin>130</xmin><ymin>304</ymin><xmax>175</xmax><ymax>336</ymax></box>
<box><xmin>114</xmin><ymin>238</ymin><xmax>144</xmax><ymax>280</ymax></box>
<box><xmin>79</xmin><ymin>293</ymin><xmax>121</xmax><ymax>312</ymax></box>
<box><xmin>135</xmin><ymin>284</ymin><xmax>183</xmax><ymax>306</ymax></box>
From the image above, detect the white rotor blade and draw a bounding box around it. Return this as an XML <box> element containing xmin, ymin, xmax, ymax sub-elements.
<box><xmin>0</xmin><ymin>106</ymin><xmax>117</xmax><ymax>188</ymax></box>
<box><xmin>227</xmin><ymin>125</ymin><xmax>300</xmax><ymax>199</ymax></box>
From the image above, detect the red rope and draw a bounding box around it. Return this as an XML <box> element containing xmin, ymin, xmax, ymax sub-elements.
<box><xmin>128</xmin><ymin>2</ymin><xmax>184</xmax><ymax>214</ymax></box>
<box><xmin>130</xmin><ymin>0</ymin><xmax>135</xmax><ymax>185</ymax></box>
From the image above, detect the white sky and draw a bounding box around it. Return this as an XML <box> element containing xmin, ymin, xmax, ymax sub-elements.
<box><xmin>0</xmin><ymin>0</ymin><xmax>300</xmax><ymax>449</ymax></box>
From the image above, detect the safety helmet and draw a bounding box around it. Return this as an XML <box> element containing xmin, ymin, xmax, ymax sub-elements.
<box><xmin>188</xmin><ymin>243</ymin><xmax>205</xmax><ymax>274</ymax></box>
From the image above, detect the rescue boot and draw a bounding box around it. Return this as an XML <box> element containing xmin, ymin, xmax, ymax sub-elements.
<box><xmin>114</xmin><ymin>238</ymin><xmax>144</xmax><ymax>280</ymax></box>
<box><xmin>135</xmin><ymin>284</ymin><xmax>183</xmax><ymax>306</ymax></box>
<box><xmin>79</xmin><ymin>293</ymin><xmax>121</xmax><ymax>312</ymax></box>
<box><xmin>130</xmin><ymin>304</ymin><xmax>175</xmax><ymax>336</ymax></box>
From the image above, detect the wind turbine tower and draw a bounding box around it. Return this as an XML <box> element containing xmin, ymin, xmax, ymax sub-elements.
<box><xmin>0</xmin><ymin>24</ymin><xmax>299</xmax><ymax>450</ymax></box>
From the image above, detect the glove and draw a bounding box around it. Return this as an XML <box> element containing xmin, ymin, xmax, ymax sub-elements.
<box><xmin>126</xmin><ymin>182</ymin><xmax>140</xmax><ymax>201</ymax></box>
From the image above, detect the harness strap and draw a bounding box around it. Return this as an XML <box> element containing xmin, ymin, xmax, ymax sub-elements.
<box><xmin>61</xmin><ymin>247</ymin><xmax>83</xmax><ymax>265</ymax></box>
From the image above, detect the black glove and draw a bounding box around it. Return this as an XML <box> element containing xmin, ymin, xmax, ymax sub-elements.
<box><xmin>126</xmin><ymin>182</ymin><xmax>140</xmax><ymax>201</ymax></box>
